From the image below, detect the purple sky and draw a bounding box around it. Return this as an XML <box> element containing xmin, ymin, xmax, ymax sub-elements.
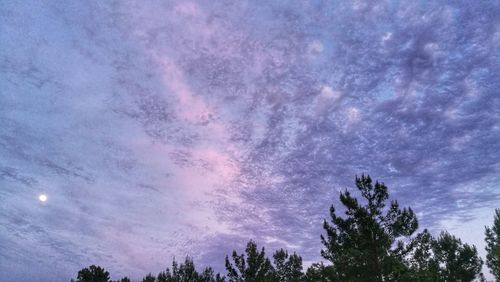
<box><xmin>1</xmin><ymin>1</ymin><xmax>499</xmax><ymax>281</ymax></box>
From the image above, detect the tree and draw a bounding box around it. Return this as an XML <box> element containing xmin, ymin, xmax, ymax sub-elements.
<box><xmin>273</xmin><ymin>249</ymin><xmax>303</xmax><ymax>282</ymax></box>
<box><xmin>111</xmin><ymin>277</ymin><xmax>131</xmax><ymax>282</ymax></box>
<box><xmin>433</xmin><ymin>231</ymin><xmax>482</xmax><ymax>281</ymax></box>
<box><xmin>399</xmin><ymin>229</ymin><xmax>440</xmax><ymax>281</ymax></box>
<box><xmin>304</xmin><ymin>262</ymin><xmax>337</xmax><ymax>282</ymax></box>
<box><xmin>320</xmin><ymin>175</ymin><xmax>418</xmax><ymax>281</ymax></box>
<box><xmin>76</xmin><ymin>265</ymin><xmax>110</xmax><ymax>282</ymax></box>
<box><xmin>142</xmin><ymin>273</ymin><xmax>156</xmax><ymax>282</ymax></box>
<box><xmin>198</xmin><ymin>267</ymin><xmax>225</xmax><ymax>282</ymax></box>
<box><xmin>485</xmin><ymin>208</ymin><xmax>500</xmax><ymax>280</ymax></box>
<box><xmin>225</xmin><ymin>240</ymin><xmax>275</xmax><ymax>282</ymax></box>
<box><xmin>157</xmin><ymin>257</ymin><xmax>225</xmax><ymax>282</ymax></box>
<box><xmin>401</xmin><ymin>229</ymin><xmax>482</xmax><ymax>281</ymax></box>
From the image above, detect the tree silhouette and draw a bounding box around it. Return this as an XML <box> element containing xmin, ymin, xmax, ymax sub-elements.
<box><xmin>198</xmin><ymin>267</ymin><xmax>225</xmax><ymax>282</ymax></box>
<box><xmin>272</xmin><ymin>249</ymin><xmax>303</xmax><ymax>282</ymax></box>
<box><xmin>399</xmin><ymin>229</ymin><xmax>440</xmax><ymax>281</ymax></box>
<box><xmin>110</xmin><ymin>278</ymin><xmax>131</xmax><ymax>282</ymax></box>
<box><xmin>304</xmin><ymin>262</ymin><xmax>337</xmax><ymax>282</ymax></box>
<box><xmin>76</xmin><ymin>265</ymin><xmax>110</xmax><ymax>282</ymax></box>
<box><xmin>225</xmin><ymin>240</ymin><xmax>275</xmax><ymax>282</ymax></box>
<box><xmin>320</xmin><ymin>174</ymin><xmax>418</xmax><ymax>281</ymax></box>
<box><xmin>156</xmin><ymin>257</ymin><xmax>224</xmax><ymax>282</ymax></box>
<box><xmin>485</xmin><ymin>208</ymin><xmax>500</xmax><ymax>280</ymax></box>
<box><xmin>158</xmin><ymin>257</ymin><xmax>196</xmax><ymax>281</ymax></box>
<box><xmin>142</xmin><ymin>273</ymin><xmax>156</xmax><ymax>282</ymax></box>
<box><xmin>433</xmin><ymin>231</ymin><xmax>482</xmax><ymax>281</ymax></box>
<box><xmin>400</xmin><ymin>229</ymin><xmax>482</xmax><ymax>281</ymax></box>
<box><xmin>109</xmin><ymin>277</ymin><xmax>131</xmax><ymax>282</ymax></box>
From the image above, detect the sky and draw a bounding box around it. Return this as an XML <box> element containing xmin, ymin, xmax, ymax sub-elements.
<box><xmin>0</xmin><ymin>0</ymin><xmax>499</xmax><ymax>281</ymax></box>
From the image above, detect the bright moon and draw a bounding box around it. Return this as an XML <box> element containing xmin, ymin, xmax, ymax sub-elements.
<box><xmin>38</xmin><ymin>194</ymin><xmax>47</xmax><ymax>202</ymax></box>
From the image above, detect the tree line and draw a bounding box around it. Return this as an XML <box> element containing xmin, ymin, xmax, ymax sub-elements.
<box><xmin>72</xmin><ymin>175</ymin><xmax>500</xmax><ymax>282</ymax></box>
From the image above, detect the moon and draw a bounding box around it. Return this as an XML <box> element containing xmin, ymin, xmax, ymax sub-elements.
<box><xmin>38</xmin><ymin>194</ymin><xmax>47</xmax><ymax>202</ymax></box>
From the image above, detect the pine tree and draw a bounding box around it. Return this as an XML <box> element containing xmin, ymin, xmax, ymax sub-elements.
<box><xmin>320</xmin><ymin>175</ymin><xmax>418</xmax><ymax>281</ymax></box>
<box><xmin>157</xmin><ymin>257</ymin><xmax>225</xmax><ymax>282</ymax></box>
<box><xmin>304</xmin><ymin>262</ymin><xmax>337</xmax><ymax>282</ymax></box>
<box><xmin>433</xmin><ymin>231</ymin><xmax>482</xmax><ymax>281</ymax></box>
<box><xmin>485</xmin><ymin>209</ymin><xmax>500</xmax><ymax>280</ymax></box>
<box><xmin>225</xmin><ymin>240</ymin><xmax>275</xmax><ymax>282</ymax></box>
<box><xmin>272</xmin><ymin>249</ymin><xmax>303</xmax><ymax>282</ymax></box>
<box><xmin>198</xmin><ymin>267</ymin><xmax>225</xmax><ymax>282</ymax></box>
<box><xmin>76</xmin><ymin>265</ymin><xmax>111</xmax><ymax>282</ymax></box>
<box><xmin>142</xmin><ymin>273</ymin><xmax>156</xmax><ymax>282</ymax></box>
<box><xmin>401</xmin><ymin>229</ymin><xmax>482</xmax><ymax>281</ymax></box>
<box><xmin>399</xmin><ymin>229</ymin><xmax>440</xmax><ymax>281</ymax></box>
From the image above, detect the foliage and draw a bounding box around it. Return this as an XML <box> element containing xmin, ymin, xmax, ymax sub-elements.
<box><xmin>110</xmin><ymin>277</ymin><xmax>131</xmax><ymax>282</ymax></box>
<box><xmin>434</xmin><ymin>231</ymin><xmax>483</xmax><ymax>281</ymax></box>
<box><xmin>320</xmin><ymin>175</ymin><xmax>418</xmax><ymax>281</ymax></box>
<box><xmin>198</xmin><ymin>267</ymin><xmax>226</xmax><ymax>282</ymax></box>
<box><xmin>225</xmin><ymin>240</ymin><xmax>275</xmax><ymax>282</ymax></box>
<box><xmin>399</xmin><ymin>229</ymin><xmax>440</xmax><ymax>281</ymax></box>
<box><xmin>304</xmin><ymin>262</ymin><xmax>337</xmax><ymax>282</ymax></box>
<box><xmin>156</xmin><ymin>257</ymin><xmax>225</xmax><ymax>282</ymax></box>
<box><xmin>272</xmin><ymin>249</ymin><xmax>303</xmax><ymax>282</ymax></box>
<box><xmin>157</xmin><ymin>257</ymin><xmax>196</xmax><ymax>281</ymax></box>
<box><xmin>400</xmin><ymin>229</ymin><xmax>483</xmax><ymax>282</ymax></box>
<box><xmin>485</xmin><ymin>209</ymin><xmax>500</xmax><ymax>280</ymax></box>
<box><xmin>76</xmin><ymin>265</ymin><xmax>110</xmax><ymax>282</ymax></box>
<box><xmin>142</xmin><ymin>273</ymin><xmax>156</xmax><ymax>282</ymax></box>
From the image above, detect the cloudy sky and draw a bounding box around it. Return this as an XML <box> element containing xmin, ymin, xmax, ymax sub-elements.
<box><xmin>1</xmin><ymin>0</ymin><xmax>499</xmax><ymax>281</ymax></box>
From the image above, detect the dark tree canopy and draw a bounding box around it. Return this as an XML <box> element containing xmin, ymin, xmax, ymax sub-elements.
<box><xmin>156</xmin><ymin>257</ymin><xmax>224</xmax><ymax>282</ymax></box>
<box><xmin>157</xmin><ymin>257</ymin><xmax>197</xmax><ymax>281</ymax></box>
<box><xmin>320</xmin><ymin>175</ymin><xmax>418</xmax><ymax>281</ymax></box>
<box><xmin>198</xmin><ymin>267</ymin><xmax>225</xmax><ymax>282</ymax></box>
<box><xmin>400</xmin><ymin>229</ymin><xmax>440</xmax><ymax>281</ymax></box>
<box><xmin>401</xmin><ymin>229</ymin><xmax>482</xmax><ymax>282</ymax></box>
<box><xmin>433</xmin><ymin>231</ymin><xmax>483</xmax><ymax>282</ymax></box>
<box><xmin>225</xmin><ymin>240</ymin><xmax>275</xmax><ymax>282</ymax></box>
<box><xmin>272</xmin><ymin>249</ymin><xmax>303</xmax><ymax>282</ymax></box>
<box><xmin>485</xmin><ymin>208</ymin><xmax>500</xmax><ymax>280</ymax></box>
<box><xmin>304</xmin><ymin>262</ymin><xmax>337</xmax><ymax>282</ymax></box>
<box><xmin>76</xmin><ymin>265</ymin><xmax>110</xmax><ymax>282</ymax></box>
<box><xmin>142</xmin><ymin>273</ymin><xmax>156</xmax><ymax>282</ymax></box>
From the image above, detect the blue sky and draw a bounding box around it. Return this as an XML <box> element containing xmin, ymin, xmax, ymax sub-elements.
<box><xmin>1</xmin><ymin>0</ymin><xmax>499</xmax><ymax>280</ymax></box>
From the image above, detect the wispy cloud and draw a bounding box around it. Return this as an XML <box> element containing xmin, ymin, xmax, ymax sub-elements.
<box><xmin>1</xmin><ymin>0</ymin><xmax>499</xmax><ymax>280</ymax></box>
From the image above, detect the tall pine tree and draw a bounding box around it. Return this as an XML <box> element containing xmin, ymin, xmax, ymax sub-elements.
<box><xmin>76</xmin><ymin>265</ymin><xmax>110</xmax><ymax>282</ymax></box>
<box><xmin>225</xmin><ymin>240</ymin><xmax>275</xmax><ymax>282</ymax></box>
<box><xmin>156</xmin><ymin>257</ymin><xmax>225</xmax><ymax>282</ymax></box>
<box><xmin>272</xmin><ymin>249</ymin><xmax>303</xmax><ymax>282</ymax></box>
<box><xmin>485</xmin><ymin>208</ymin><xmax>500</xmax><ymax>280</ymax></box>
<box><xmin>433</xmin><ymin>231</ymin><xmax>482</xmax><ymax>282</ymax></box>
<box><xmin>321</xmin><ymin>175</ymin><xmax>418</xmax><ymax>281</ymax></box>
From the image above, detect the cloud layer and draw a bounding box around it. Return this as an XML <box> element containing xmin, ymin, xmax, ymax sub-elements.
<box><xmin>1</xmin><ymin>1</ymin><xmax>499</xmax><ymax>280</ymax></box>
